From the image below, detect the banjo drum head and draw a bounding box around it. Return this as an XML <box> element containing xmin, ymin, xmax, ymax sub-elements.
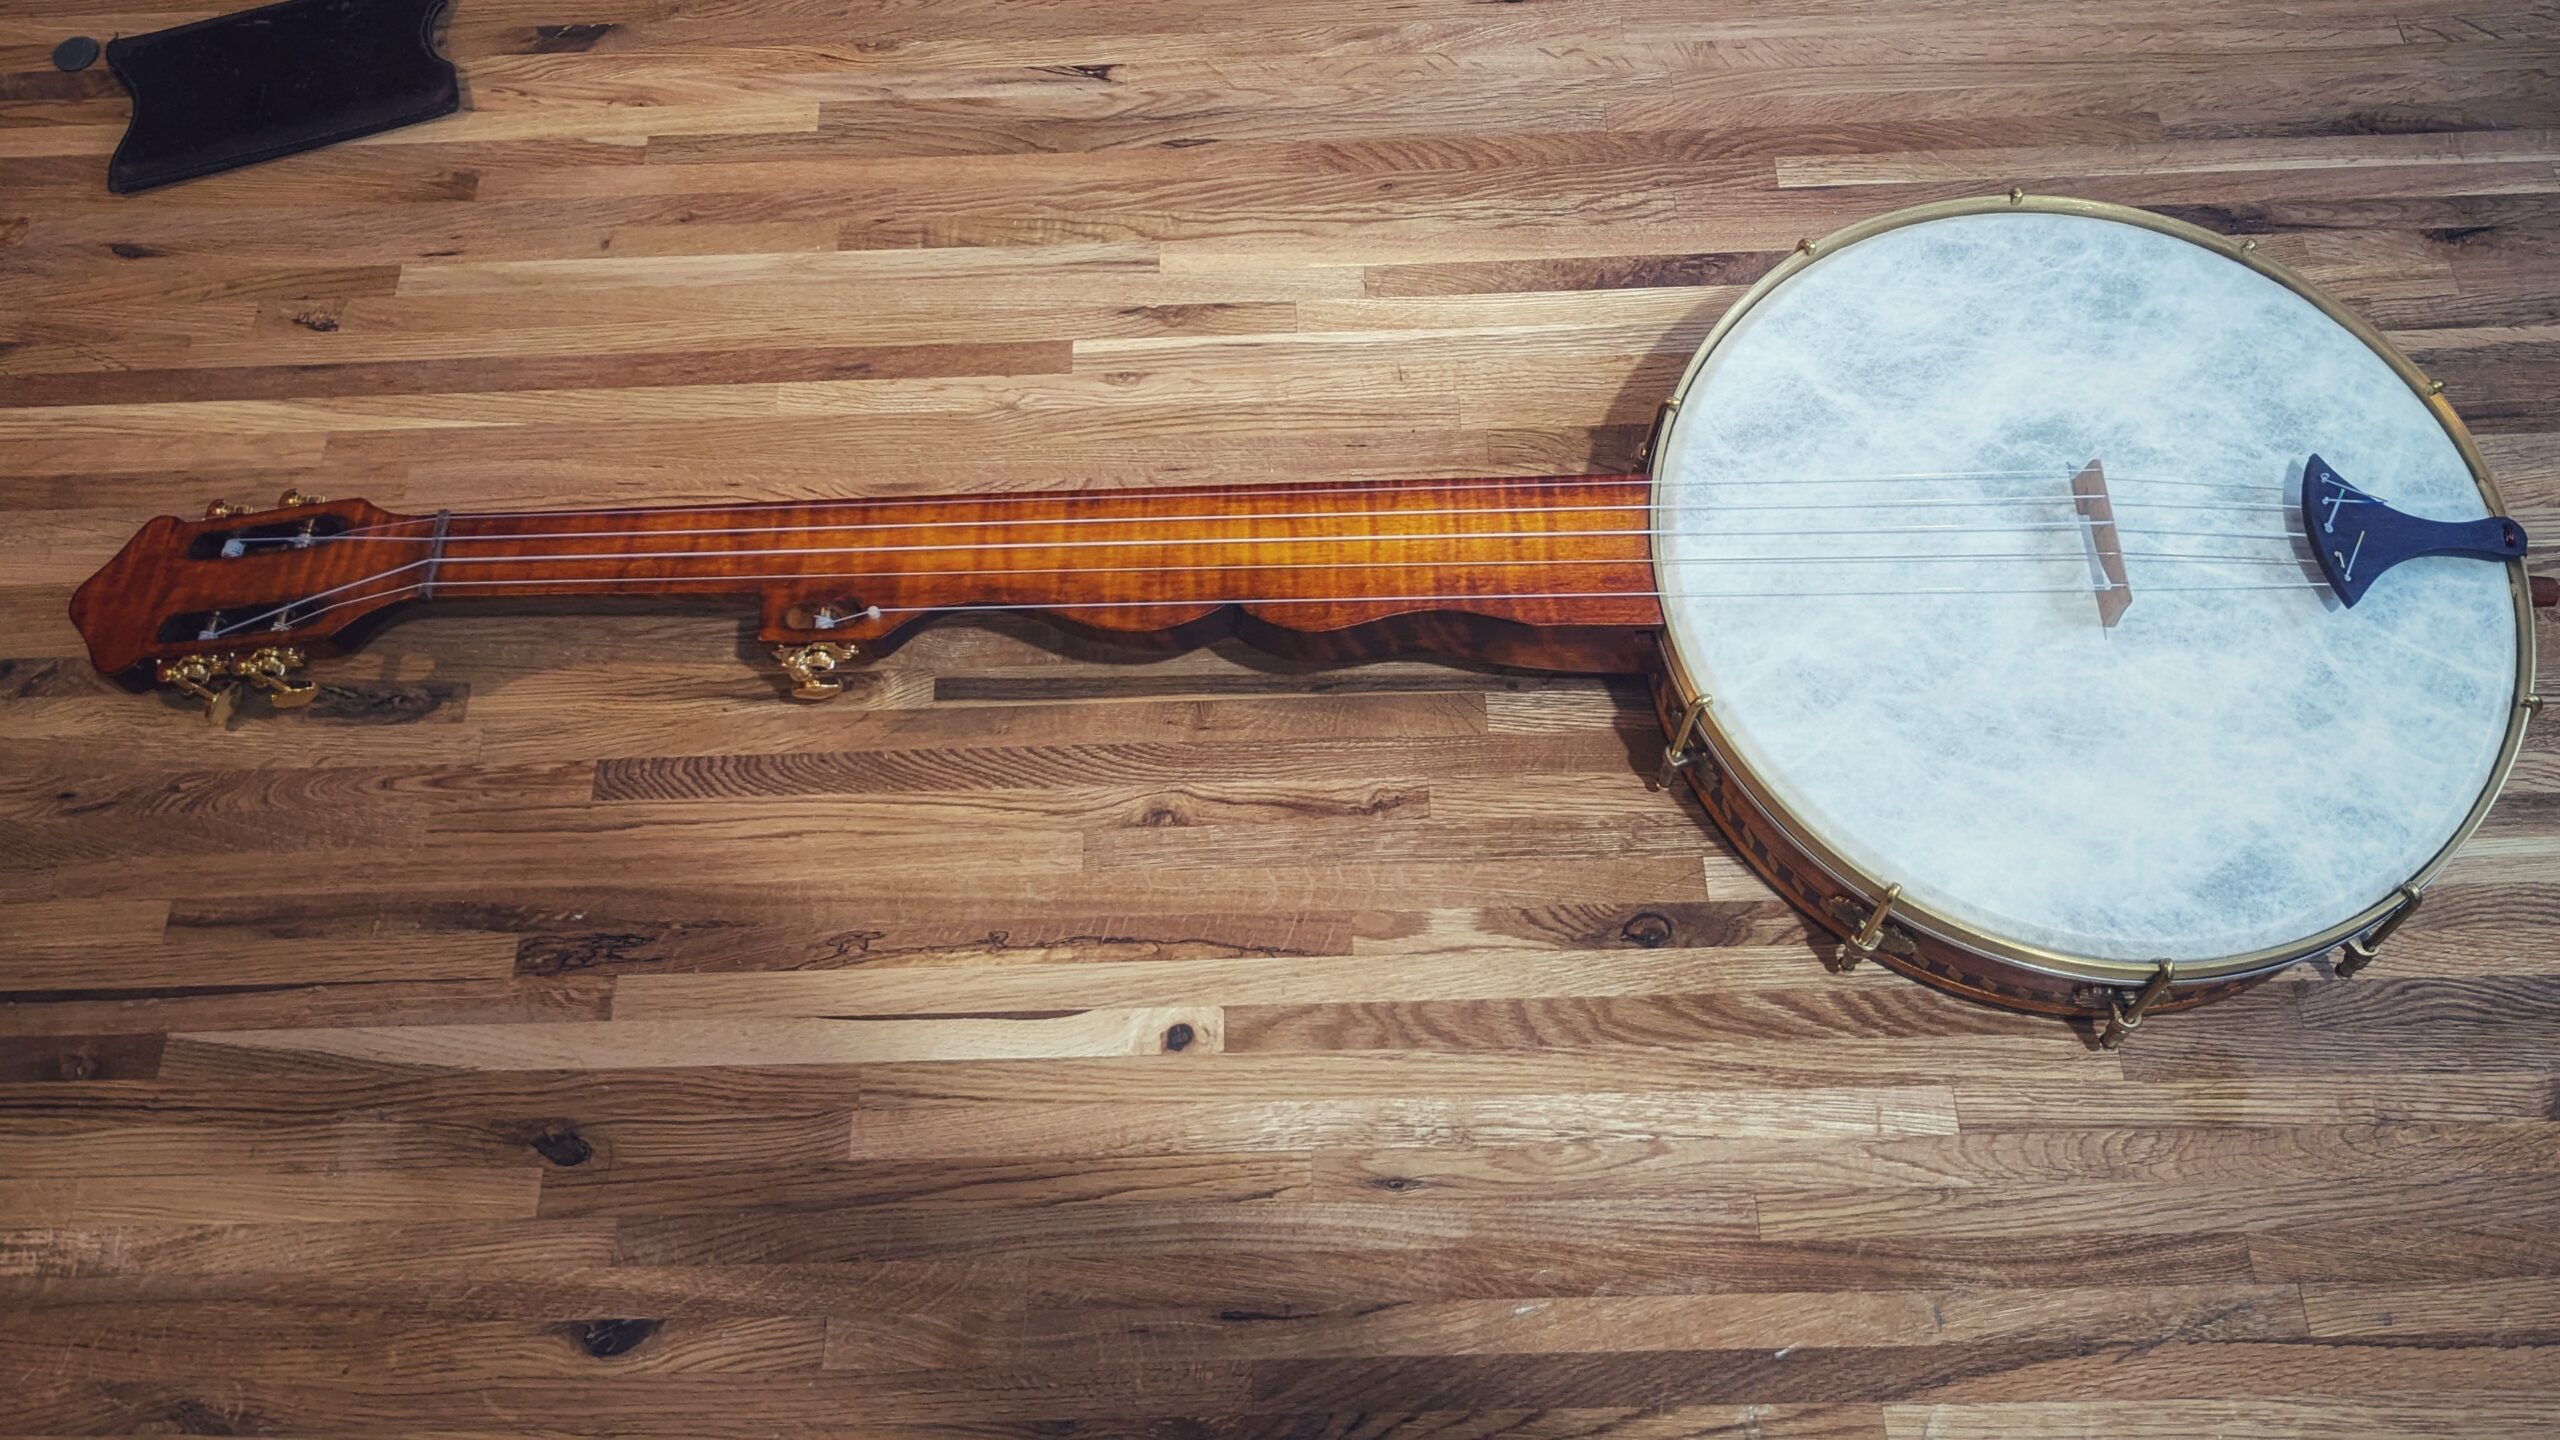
<box><xmin>1652</xmin><ymin>200</ymin><xmax>2530</xmax><ymax>976</ymax></box>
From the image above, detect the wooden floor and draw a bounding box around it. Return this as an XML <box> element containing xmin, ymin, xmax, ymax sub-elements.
<box><xmin>5</xmin><ymin>0</ymin><xmax>2560</xmax><ymax>1434</ymax></box>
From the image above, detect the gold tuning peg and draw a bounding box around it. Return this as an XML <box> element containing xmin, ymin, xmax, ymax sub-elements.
<box><xmin>204</xmin><ymin>499</ymin><xmax>242</xmax><ymax>520</ymax></box>
<box><xmin>156</xmin><ymin>655</ymin><xmax>242</xmax><ymax>726</ymax></box>
<box><xmin>773</xmin><ymin>642</ymin><xmax>857</xmax><ymax>701</ymax></box>
<box><xmin>154</xmin><ymin>647</ymin><xmax>319</xmax><ymax>723</ymax></box>
<box><xmin>277</xmin><ymin>489</ymin><xmax>328</xmax><ymax>508</ymax></box>
<box><xmin>231</xmin><ymin>646</ymin><xmax>318</xmax><ymax>709</ymax></box>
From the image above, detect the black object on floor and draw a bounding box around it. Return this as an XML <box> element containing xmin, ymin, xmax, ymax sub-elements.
<box><xmin>103</xmin><ymin>0</ymin><xmax>459</xmax><ymax>194</ymax></box>
<box><xmin>52</xmin><ymin>35</ymin><xmax>100</xmax><ymax>71</ymax></box>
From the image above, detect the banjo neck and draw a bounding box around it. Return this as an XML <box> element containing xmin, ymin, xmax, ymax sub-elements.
<box><xmin>71</xmin><ymin>474</ymin><xmax>1667</xmax><ymax>717</ymax></box>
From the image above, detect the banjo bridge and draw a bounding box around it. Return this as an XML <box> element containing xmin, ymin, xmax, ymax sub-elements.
<box><xmin>2071</xmin><ymin>458</ymin><xmax>2132</xmax><ymax>628</ymax></box>
<box><xmin>2302</xmin><ymin>454</ymin><xmax>2528</xmax><ymax>607</ymax></box>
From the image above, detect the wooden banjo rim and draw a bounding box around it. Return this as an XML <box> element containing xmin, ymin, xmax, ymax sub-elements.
<box><xmin>1644</xmin><ymin>191</ymin><xmax>2542</xmax><ymax>987</ymax></box>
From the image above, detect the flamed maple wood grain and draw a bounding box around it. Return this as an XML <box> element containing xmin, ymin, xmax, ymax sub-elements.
<box><xmin>4</xmin><ymin>0</ymin><xmax>2559</xmax><ymax>1433</ymax></box>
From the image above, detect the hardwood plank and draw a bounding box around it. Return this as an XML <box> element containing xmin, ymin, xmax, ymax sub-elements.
<box><xmin>0</xmin><ymin>1168</ymin><xmax>540</xmax><ymax>1225</ymax></box>
<box><xmin>184</xmin><ymin>1008</ymin><xmax>1224</xmax><ymax>1069</ymax></box>
<box><xmin>0</xmin><ymin>1309</ymin><xmax>827</xmax><ymax>1381</ymax></box>
<box><xmin>6</xmin><ymin>0</ymin><xmax>2557</xmax><ymax>1432</ymax></box>
<box><xmin>820</xmin><ymin>1284</ymin><xmax>2307</xmax><ymax>1370</ymax></box>
<box><xmin>0</xmin><ymin>1232</ymin><xmax>2271</xmax><ymax>1311</ymax></box>
<box><xmin>847</xmin><ymin>1088</ymin><xmax>1958</xmax><ymax>1159</ymax></box>
<box><xmin>1882</xmin><ymin>1397</ymin><xmax>2560</xmax><ymax>1439</ymax></box>
<box><xmin>2300</xmin><ymin>1276</ymin><xmax>2560</xmax><ymax>1337</ymax></box>
<box><xmin>611</xmin><ymin>948</ymin><xmax>1863</xmax><ymax>1020</ymax></box>
<box><xmin>538</xmin><ymin>1152</ymin><xmax>1312</xmax><ymax>1216</ymax></box>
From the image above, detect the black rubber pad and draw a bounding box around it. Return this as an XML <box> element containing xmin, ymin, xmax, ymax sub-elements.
<box><xmin>104</xmin><ymin>0</ymin><xmax>459</xmax><ymax>194</ymax></box>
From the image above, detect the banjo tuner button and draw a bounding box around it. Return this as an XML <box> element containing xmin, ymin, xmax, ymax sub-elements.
<box><xmin>774</xmin><ymin>642</ymin><xmax>858</xmax><ymax>701</ymax></box>
<box><xmin>204</xmin><ymin>499</ymin><xmax>241</xmax><ymax>520</ymax></box>
<box><xmin>157</xmin><ymin>647</ymin><xmax>320</xmax><ymax>722</ymax></box>
<box><xmin>277</xmin><ymin>488</ymin><xmax>327</xmax><ymax>508</ymax></box>
<box><xmin>155</xmin><ymin>654</ymin><xmax>242</xmax><ymax>726</ymax></box>
<box><xmin>233</xmin><ymin>646</ymin><xmax>317</xmax><ymax>709</ymax></box>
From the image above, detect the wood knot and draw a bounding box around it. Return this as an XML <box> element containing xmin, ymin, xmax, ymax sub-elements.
<box><xmin>516</xmin><ymin>932</ymin><xmax>657</xmax><ymax>976</ymax></box>
<box><xmin>1162</xmin><ymin>1022</ymin><xmax>1196</xmax><ymax>1052</ymax></box>
<box><xmin>574</xmin><ymin>1318</ymin><xmax>660</xmax><ymax>1358</ymax></box>
<box><xmin>528</xmin><ymin>21</ymin><xmax>615</xmax><ymax>52</ymax></box>
<box><xmin>529</xmin><ymin>1123</ymin><xmax>593</xmax><ymax>1168</ymax></box>
<box><xmin>1620</xmin><ymin>911</ymin><xmax>1675</xmax><ymax>948</ymax></box>
<box><xmin>160</xmin><ymin>1396</ymin><xmax>255</xmax><ymax>1435</ymax></box>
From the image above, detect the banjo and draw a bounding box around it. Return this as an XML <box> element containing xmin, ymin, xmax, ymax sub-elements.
<box><xmin>69</xmin><ymin>194</ymin><xmax>2550</xmax><ymax>1044</ymax></box>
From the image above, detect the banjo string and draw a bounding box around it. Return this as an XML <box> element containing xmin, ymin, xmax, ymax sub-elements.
<box><xmin>277</xmin><ymin>470</ymin><xmax>2295</xmax><ymax>544</ymax></box>
<box><xmin>203</xmin><ymin>467</ymin><xmax>2340</xmax><ymax>639</ymax></box>
<box><xmin>208</xmin><ymin>533</ymin><xmax>2333</xmax><ymax>641</ymax></box>
<box><xmin>240</xmin><ymin>572</ymin><xmax>2327</xmax><ymax>638</ymax></box>
<box><xmin>209</xmin><ymin>523</ymin><xmax>2324</xmax><ymax>639</ymax></box>
<box><xmin>227</xmin><ymin>494</ymin><xmax>2309</xmax><ymax>560</ymax></box>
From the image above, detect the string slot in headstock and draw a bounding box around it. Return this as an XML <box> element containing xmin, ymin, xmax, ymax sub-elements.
<box><xmin>186</xmin><ymin>512</ymin><xmax>356</xmax><ymax>560</ymax></box>
<box><xmin>154</xmin><ymin>598</ymin><xmax>317</xmax><ymax>645</ymax></box>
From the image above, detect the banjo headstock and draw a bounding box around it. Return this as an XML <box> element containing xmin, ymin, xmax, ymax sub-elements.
<box><xmin>69</xmin><ymin>492</ymin><xmax>418</xmax><ymax>719</ymax></box>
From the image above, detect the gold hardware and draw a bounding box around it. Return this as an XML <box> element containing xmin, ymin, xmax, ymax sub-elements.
<box><xmin>2240</xmin><ymin>239</ymin><xmax>2258</xmax><ymax>252</ymax></box>
<box><xmin>2527</xmin><ymin>693</ymin><xmax>2544</xmax><ymax>716</ymax></box>
<box><xmin>1638</xmin><ymin>399</ymin><xmax>1678</xmax><ymax>471</ymax></box>
<box><xmin>277</xmin><ymin>489</ymin><xmax>327</xmax><ymax>508</ymax></box>
<box><xmin>154</xmin><ymin>647</ymin><xmax>321</xmax><ymax>723</ymax></box>
<box><xmin>773</xmin><ymin>641</ymin><xmax>858</xmax><ymax>700</ymax></box>
<box><xmin>2335</xmin><ymin>886</ymin><xmax>2421</xmax><ymax>978</ymax></box>
<box><xmin>1793</xmin><ymin>238</ymin><xmax>1815</xmax><ymax>257</ymax></box>
<box><xmin>2007</xmin><ymin>186</ymin><xmax>2025</xmax><ymax>204</ymax></box>
<box><xmin>1650</xmin><ymin>695</ymin><xmax>1713</xmax><ymax>790</ymax></box>
<box><xmin>2426</xmin><ymin>379</ymin><xmax>2446</xmax><ymax>397</ymax></box>
<box><xmin>2097</xmin><ymin>961</ymin><xmax>2175</xmax><ymax>1048</ymax></box>
<box><xmin>231</xmin><ymin>646</ymin><xmax>317</xmax><ymax>709</ymax></box>
<box><xmin>156</xmin><ymin>655</ymin><xmax>241</xmax><ymax>725</ymax></box>
<box><xmin>1827</xmin><ymin>883</ymin><xmax>1903</xmax><ymax>971</ymax></box>
<box><xmin>204</xmin><ymin>499</ymin><xmax>241</xmax><ymax>520</ymax></box>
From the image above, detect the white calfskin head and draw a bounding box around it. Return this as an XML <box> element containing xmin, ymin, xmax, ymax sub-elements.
<box><xmin>1654</xmin><ymin>209</ymin><xmax>2520</xmax><ymax>966</ymax></box>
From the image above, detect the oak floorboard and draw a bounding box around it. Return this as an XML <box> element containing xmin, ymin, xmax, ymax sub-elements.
<box><xmin>4</xmin><ymin>0</ymin><xmax>2556</xmax><ymax>1432</ymax></box>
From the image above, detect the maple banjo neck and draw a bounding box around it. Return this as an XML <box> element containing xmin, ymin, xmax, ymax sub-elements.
<box><xmin>68</xmin><ymin>195</ymin><xmax>2552</xmax><ymax>1042</ymax></box>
